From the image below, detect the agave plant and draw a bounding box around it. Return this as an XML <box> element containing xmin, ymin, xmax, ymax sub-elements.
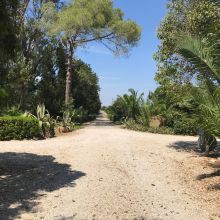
<box><xmin>58</xmin><ymin>110</ymin><xmax>75</xmax><ymax>131</ymax></box>
<box><xmin>24</xmin><ymin>104</ymin><xmax>55</xmax><ymax>138</ymax></box>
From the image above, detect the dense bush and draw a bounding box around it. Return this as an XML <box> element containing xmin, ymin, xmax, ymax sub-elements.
<box><xmin>0</xmin><ymin>116</ymin><xmax>41</xmax><ymax>140</ymax></box>
<box><xmin>107</xmin><ymin>88</ymin><xmax>200</xmax><ymax>136</ymax></box>
<box><xmin>122</xmin><ymin>118</ymin><xmax>174</xmax><ymax>135</ymax></box>
<box><xmin>106</xmin><ymin>89</ymin><xmax>150</xmax><ymax>125</ymax></box>
<box><xmin>2</xmin><ymin>106</ymin><xmax>23</xmax><ymax>116</ymax></box>
<box><xmin>173</xmin><ymin>117</ymin><xmax>198</xmax><ymax>135</ymax></box>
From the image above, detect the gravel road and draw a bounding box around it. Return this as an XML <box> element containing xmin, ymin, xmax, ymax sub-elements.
<box><xmin>0</xmin><ymin>112</ymin><xmax>219</xmax><ymax>220</ymax></box>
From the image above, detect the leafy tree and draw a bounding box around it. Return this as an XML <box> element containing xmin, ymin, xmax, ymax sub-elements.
<box><xmin>155</xmin><ymin>0</ymin><xmax>220</xmax><ymax>85</ymax></box>
<box><xmin>0</xmin><ymin>0</ymin><xmax>18</xmax><ymax>62</ymax></box>
<box><xmin>107</xmin><ymin>89</ymin><xmax>150</xmax><ymax>126</ymax></box>
<box><xmin>42</xmin><ymin>0</ymin><xmax>141</xmax><ymax>105</ymax></box>
<box><xmin>0</xmin><ymin>0</ymin><xmax>19</xmax><ymax>110</ymax></box>
<box><xmin>151</xmin><ymin>0</ymin><xmax>220</xmax><ymax>135</ymax></box>
<box><xmin>0</xmin><ymin>0</ymin><xmax>102</xmax><ymax>118</ymax></box>
<box><xmin>72</xmin><ymin>60</ymin><xmax>101</xmax><ymax>114</ymax></box>
<box><xmin>147</xmin><ymin>83</ymin><xmax>199</xmax><ymax>135</ymax></box>
<box><xmin>117</xmin><ymin>89</ymin><xmax>144</xmax><ymax>120</ymax></box>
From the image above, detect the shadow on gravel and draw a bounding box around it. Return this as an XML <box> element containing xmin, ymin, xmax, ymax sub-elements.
<box><xmin>196</xmin><ymin>161</ymin><xmax>220</xmax><ymax>191</ymax></box>
<box><xmin>169</xmin><ymin>141</ymin><xmax>220</xmax><ymax>190</ymax></box>
<box><xmin>168</xmin><ymin>141</ymin><xmax>198</xmax><ymax>153</ymax></box>
<box><xmin>0</xmin><ymin>152</ymin><xmax>86</xmax><ymax>220</ymax></box>
<box><xmin>168</xmin><ymin>141</ymin><xmax>220</xmax><ymax>158</ymax></box>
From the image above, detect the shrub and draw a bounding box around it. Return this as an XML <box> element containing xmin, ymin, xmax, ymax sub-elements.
<box><xmin>57</xmin><ymin>110</ymin><xmax>75</xmax><ymax>132</ymax></box>
<box><xmin>24</xmin><ymin>104</ymin><xmax>55</xmax><ymax>138</ymax></box>
<box><xmin>2</xmin><ymin>106</ymin><xmax>23</xmax><ymax>116</ymax></box>
<box><xmin>146</xmin><ymin>126</ymin><xmax>174</xmax><ymax>135</ymax></box>
<box><xmin>0</xmin><ymin>116</ymin><xmax>41</xmax><ymax>140</ymax></box>
<box><xmin>123</xmin><ymin>118</ymin><xmax>174</xmax><ymax>135</ymax></box>
<box><xmin>173</xmin><ymin>117</ymin><xmax>198</xmax><ymax>135</ymax></box>
<box><xmin>122</xmin><ymin>118</ymin><xmax>147</xmax><ymax>131</ymax></box>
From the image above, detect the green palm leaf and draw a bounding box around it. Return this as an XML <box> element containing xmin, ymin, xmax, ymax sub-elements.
<box><xmin>177</xmin><ymin>35</ymin><xmax>220</xmax><ymax>84</ymax></box>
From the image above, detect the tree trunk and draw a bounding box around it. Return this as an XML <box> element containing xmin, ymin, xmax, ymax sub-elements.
<box><xmin>18</xmin><ymin>0</ymin><xmax>30</xmax><ymax>31</ymax></box>
<box><xmin>65</xmin><ymin>41</ymin><xmax>73</xmax><ymax>105</ymax></box>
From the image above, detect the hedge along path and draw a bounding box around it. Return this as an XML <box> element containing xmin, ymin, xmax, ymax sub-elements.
<box><xmin>0</xmin><ymin>116</ymin><xmax>40</xmax><ymax>140</ymax></box>
<box><xmin>0</xmin><ymin>112</ymin><xmax>219</xmax><ymax>220</ymax></box>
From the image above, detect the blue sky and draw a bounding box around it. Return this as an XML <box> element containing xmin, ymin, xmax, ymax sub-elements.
<box><xmin>75</xmin><ymin>0</ymin><xmax>168</xmax><ymax>106</ymax></box>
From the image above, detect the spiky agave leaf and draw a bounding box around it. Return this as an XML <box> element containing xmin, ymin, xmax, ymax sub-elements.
<box><xmin>37</xmin><ymin>104</ymin><xmax>46</xmax><ymax>120</ymax></box>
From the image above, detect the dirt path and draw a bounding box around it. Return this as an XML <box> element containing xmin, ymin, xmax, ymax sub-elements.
<box><xmin>0</xmin><ymin>112</ymin><xmax>219</xmax><ymax>220</ymax></box>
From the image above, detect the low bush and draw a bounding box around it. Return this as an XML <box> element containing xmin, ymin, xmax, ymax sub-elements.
<box><xmin>146</xmin><ymin>126</ymin><xmax>174</xmax><ymax>135</ymax></box>
<box><xmin>122</xmin><ymin>119</ymin><xmax>148</xmax><ymax>131</ymax></box>
<box><xmin>122</xmin><ymin>119</ymin><xmax>174</xmax><ymax>135</ymax></box>
<box><xmin>173</xmin><ymin>117</ymin><xmax>198</xmax><ymax>135</ymax></box>
<box><xmin>0</xmin><ymin>116</ymin><xmax>41</xmax><ymax>140</ymax></box>
<box><xmin>2</xmin><ymin>106</ymin><xmax>23</xmax><ymax>116</ymax></box>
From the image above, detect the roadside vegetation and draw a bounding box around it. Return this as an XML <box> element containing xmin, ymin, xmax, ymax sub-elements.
<box><xmin>106</xmin><ymin>0</ymin><xmax>220</xmax><ymax>153</ymax></box>
<box><xmin>0</xmin><ymin>0</ymin><xmax>140</xmax><ymax>140</ymax></box>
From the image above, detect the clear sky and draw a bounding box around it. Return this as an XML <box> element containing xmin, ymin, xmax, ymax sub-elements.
<box><xmin>75</xmin><ymin>0</ymin><xmax>168</xmax><ymax>106</ymax></box>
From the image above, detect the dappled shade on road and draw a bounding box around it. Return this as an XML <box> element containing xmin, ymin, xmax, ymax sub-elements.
<box><xmin>0</xmin><ymin>153</ymin><xmax>86</xmax><ymax>220</ymax></box>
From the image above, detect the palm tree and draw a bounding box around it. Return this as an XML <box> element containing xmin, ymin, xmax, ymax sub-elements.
<box><xmin>118</xmin><ymin>88</ymin><xmax>144</xmax><ymax>120</ymax></box>
<box><xmin>176</xmin><ymin>34</ymin><xmax>220</xmax><ymax>136</ymax></box>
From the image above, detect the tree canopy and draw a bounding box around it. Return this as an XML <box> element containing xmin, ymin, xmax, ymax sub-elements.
<box><xmin>41</xmin><ymin>0</ymin><xmax>141</xmax><ymax>104</ymax></box>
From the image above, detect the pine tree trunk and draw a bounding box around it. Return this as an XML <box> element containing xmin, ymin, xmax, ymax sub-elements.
<box><xmin>65</xmin><ymin>41</ymin><xmax>73</xmax><ymax>105</ymax></box>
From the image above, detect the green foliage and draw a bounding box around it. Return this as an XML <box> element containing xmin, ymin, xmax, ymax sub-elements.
<box><xmin>122</xmin><ymin>118</ymin><xmax>174</xmax><ymax>135</ymax></box>
<box><xmin>24</xmin><ymin>104</ymin><xmax>55</xmax><ymax>138</ymax></box>
<box><xmin>136</xmin><ymin>104</ymin><xmax>150</xmax><ymax>127</ymax></box>
<box><xmin>0</xmin><ymin>116</ymin><xmax>41</xmax><ymax>140</ymax></box>
<box><xmin>107</xmin><ymin>89</ymin><xmax>151</xmax><ymax>129</ymax></box>
<box><xmin>152</xmin><ymin>0</ymin><xmax>220</xmax><ymax>136</ymax></box>
<box><xmin>172</xmin><ymin>117</ymin><xmax>198</xmax><ymax>135</ymax></box>
<box><xmin>175</xmin><ymin>32</ymin><xmax>220</xmax><ymax>136</ymax></box>
<box><xmin>0</xmin><ymin>0</ymin><xmax>102</xmax><ymax>124</ymax></box>
<box><xmin>57</xmin><ymin>110</ymin><xmax>75</xmax><ymax>132</ymax></box>
<box><xmin>41</xmin><ymin>0</ymin><xmax>141</xmax><ymax>104</ymax></box>
<box><xmin>107</xmin><ymin>89</ymin><xmax>146</xmax><ymax>123</ymax></box>
<box><xmin>122</xmin><ymin>118</ymin><xmax>147</xmax><ymax>131</ymax></box>
<box><xmin>44</xmin><ymin>0</ymin><xmax>141</xmax><ymax>55</ymax></box>
<box><xmin>117</xmin><ymin>89</ymin><xmax>144</xmax><ymax>120</ymax></box>
<box><xmin>0</xmin><ymin>0</ymin><xmax>19</xmax><ymax>62</ymax></box>
<box><xmin>146</xmin><ymin>126</ymin><xmax>174</xmax><ymax>135</ymax></box>
<box><xmin>192</xmin><ymin>87</ymin><xmax>220</xmax><ymax>137</ymax></box>
<box><xmin>154</xmin><ymin>0</ymin><xmax>220</xmax><ymax>116</ymax></box>
<box><xmin>2</xmin><ymin>106</ymin><xmax>23</xmax><ymax>116</ymax></box>
<box><xmin>72</xmin><ymin>60</ymin><xmax>101</xmax><ymax>115</ymax></box>
<box><xmin>176</xmin><ymin>34</ymin><xmax>220</xmax><ymax>84</ymax></box>
<box><xmin>147</xmin><ymin>83</ymin><xmax>200</xmax><ymax>135</ymax></box>
<box><xmin>71</xmin><ymin>107</ymin><xmax>91</xmax><ymax>124</ymax></box>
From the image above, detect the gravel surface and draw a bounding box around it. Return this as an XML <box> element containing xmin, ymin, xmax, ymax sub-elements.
<box><xmin>0</xmin><ymin>112</ymin><xmax>219</xmax><ymax>220</ymax></box>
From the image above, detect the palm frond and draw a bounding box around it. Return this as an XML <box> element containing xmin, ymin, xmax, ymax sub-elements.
<box><xmin>177</xmin><ymin>35</ymin><xmax>220</xmax><ymax>84</ymax></box>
